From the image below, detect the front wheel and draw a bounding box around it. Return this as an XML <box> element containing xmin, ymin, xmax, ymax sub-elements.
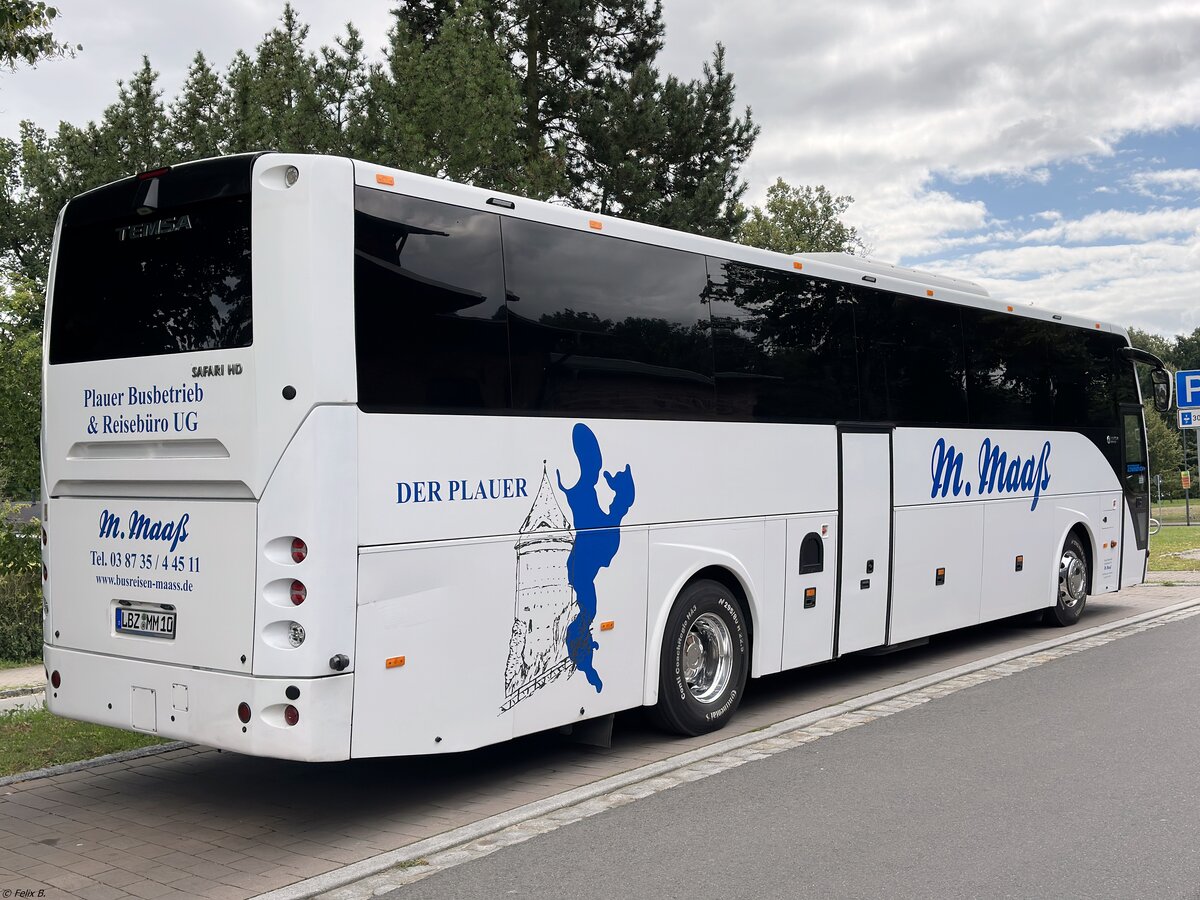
<box><xmin>1044</xmin><ymin>532</ymin><xmax>1088</xmax><ymax>627</ymax></box>
<box><xmin>652</xmin><ymin>579</ymin><xmax>749</xmax><ymax>736</ymax></box>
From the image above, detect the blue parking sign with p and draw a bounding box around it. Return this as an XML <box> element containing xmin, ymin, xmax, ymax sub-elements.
<box><xmin>1177</xmin><ymin>370</ymin><xmax>1200</xmax><ymax>409</ymax></box>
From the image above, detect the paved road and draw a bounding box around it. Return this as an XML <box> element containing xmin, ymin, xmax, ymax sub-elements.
<box><xmin>0</xmin><ymin>584</ymin><xmax>1195</xmax><ymax>899</ymax></box>
<box><xmin>380</xmin><ymin>607</ymin><xmax>1200</xmax><ymax>900</ymax></box>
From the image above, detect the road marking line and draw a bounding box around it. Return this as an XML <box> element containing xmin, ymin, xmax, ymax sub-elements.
<box><xmin>254</xmin><ymin>595</ymin><xmax>1200</xmax><ymax>900</ymax></box>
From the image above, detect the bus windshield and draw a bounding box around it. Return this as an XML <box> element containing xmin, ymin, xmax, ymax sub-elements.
<box><xmin>48</xmin><ymin>155</ymin><xmax>255</xmax><ymax>365</ymax></box>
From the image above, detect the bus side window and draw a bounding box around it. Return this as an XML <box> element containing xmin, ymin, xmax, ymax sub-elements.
<box><xmin>503</xmin><ymin>217</ymin><xmax>713</xmax><ymax>419</ymax></box>
<box><xmin>799</xmin><ymin>532</ymin><xmax>824</xmax><ymax>574</ymax></box>
<box><xmin>354</xmin><ymin>189</ymin><xmax>509</xmax><ymax>413</ymax></box>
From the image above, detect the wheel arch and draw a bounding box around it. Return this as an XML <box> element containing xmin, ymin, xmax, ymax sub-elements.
<box><xmin>643</xmin><ymin>557</ymin><xmax>761</xmax><ymax>707</ymax></box>
<box><xmin>1049</xmin><ymin>517</ymin><xmax>1097</xmax><ymax>603</ymax></box>
<box><xmin>1066</xmin><ymin>521</ymin><xmax>1095</xmax><ymax>594</ymax></box>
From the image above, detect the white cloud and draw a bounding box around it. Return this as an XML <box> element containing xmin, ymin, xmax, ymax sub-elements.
<box><xmin>2</xmin><ymin>0</ymin><xmax>1200</xmax><ymax>334</ymax></box>
<box><xmin>922</xmin><ymin>234</ymin><xmax>1200</xmax><ymax>335</ymax></box>
<box><xmin>1129</xmin><ymin>167</ymin><xmax>1200</xmax><ymax>198</ymax></box>
<box><xmin>1019</xmin><ymin>207</ymin><xmax>1200</xmax><ymax>244</ymax></box>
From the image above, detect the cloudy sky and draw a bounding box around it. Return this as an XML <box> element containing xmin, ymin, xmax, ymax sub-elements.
<box><xmin>2</xmin><ymin>0</ymin><xmax>1198</xmax><ymax>337</ymax></box>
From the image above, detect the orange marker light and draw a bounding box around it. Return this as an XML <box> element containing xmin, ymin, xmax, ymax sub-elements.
<box><xmin>793</xmin><ymin>261</ymin><xmax>804</xmax><ymax>270</ymax></box>
<box><xmin>804</xmin><ymin>587</ymin><xmax>816</xmax><ymax>599</ymax></box>
<box><xmin>926</xmin><ymin>290</ymin><xmax>935</xmax><ymax>297</ymax></box>
<box><xmin>589</xmin><ymin>219</ymin><xmax>603</xmax><ymax>230</ymax></box>
<box><xmin>385</xmin><ymin>656</ymin><xmax>406</xmax><ymax>669</ymax></box>
<box><xmin>1006</xmin><ymin>305</ymin><xmax>1014</xmax><ymax>312</ymax></box>
<box><xmin>600</xmin><ymin>621</ymin><xmax>615</xmax><ymax>632</ymax></box>
<box><xmin>376</xmin><ymin>173</ymin><xmax>395</xmax><ymax>186</ymax></box>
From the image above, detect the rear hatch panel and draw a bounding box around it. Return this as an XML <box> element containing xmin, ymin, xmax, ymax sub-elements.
<box><xmin>50</xmin><ymin>496</ymin><xmax>257</xmax><ymax>671</ymax></box>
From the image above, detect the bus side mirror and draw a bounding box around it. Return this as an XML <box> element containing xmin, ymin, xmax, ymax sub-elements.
<box><xmin>1151</xmin><ymin>368</ymin><xmax>1171</xmax><ymax>413</ymax></box>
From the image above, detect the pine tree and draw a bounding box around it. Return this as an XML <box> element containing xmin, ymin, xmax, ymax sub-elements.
<box><xmin>169</xmin><ymin>52</ymin><xmax>227</xmax><ymax>160</ymax></box>
<box><xmin>387</xmin><ymin>0</ymin><xmax>762</xmax><ymax>219</ymax></box>
<box><xmin>410</xmin><ymin>0</ymin><xmax>528</xmax><ymax>188</ymax></box>
<box><xmin>220</xmin><ymin>50</ymin><xmax>258</xmax><ymax>155</ymax></box>
<box><xmin>95</xmin><ymin>56</ymin><xmax>170</xmax><ymax>176</ymax></box>
<box><xmin>241</xmin><ymin>5</ymin><xmax>324</xmax><ymax>153</ymax></box>
<box><xmin>372</xmin><ymin>2</ymin><xmax>535</xmax><ymax>191</ymax></box>
<box><xmin>315</xmin><ymin>24</ymin><xmax>372</xmax><ymax>156</ymax></box>
<box><xmin>638</xmin><ymin>45</ymin><xmax>757</xmax><ymax>238</ymax></box>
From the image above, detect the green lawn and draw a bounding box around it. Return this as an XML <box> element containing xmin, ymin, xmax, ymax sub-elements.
<box><xmin>0</xmin><ymin>657</ymin><xmax>40</xmax><ymax>671</ymax></box>
<box><xmin>0</xmin><ymin>706</ymin><xmax>165</xmax><ymax>778</ymax></box>
<box><xmin>1149</xmin><ymin>525</ymin><xmax>1200</xmax><ymax>572</ymax></box>
<box><xmin>1153</xmin><ymin>498</ymin><xmax>1200</xmax><ymax>524</ymax></box>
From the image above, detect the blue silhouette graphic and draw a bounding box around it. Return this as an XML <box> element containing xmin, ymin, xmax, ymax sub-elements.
<box><xmin>557</xmin><ymin>424</ymin><xmax>635</xmax><ymax>693</ymax></box>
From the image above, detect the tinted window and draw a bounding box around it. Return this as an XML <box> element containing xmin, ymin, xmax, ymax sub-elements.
<box><xmin>963</xmin><ymin>309</ymin><xmax>1053</xmax><ymax>427</ymax></box>
<box><xmin>855</xmin><ymin>289</ymin><xmax>968</xmax><ymax>425</ymax></box>
<box><xmin>355</xmin><ymin>189</ymin><xmax>508</xmax><ymax>412</ymax></box>
<box><xmin>50</xmin><ymin>157</ymin><xmax>255</xmax><ymax>364</ymax></box>
<box><xmin>1047</xmin><ymin>328</ymin><xmax>1119</xmax><ymax>428</ymax></box>
<box><xmin>503</xmin><ymin>218</ymin><xmax>713</xmax><ymax>418</ymax></box>
<box><xmin>1114</xmin><ymin>354</ymin><xmax>1140</xmax><ymax>406</ymax></box>
<box><xmin>707</xmin><ymin>260</ymin><xmax>859</xmax><ymax>422</ymax></box>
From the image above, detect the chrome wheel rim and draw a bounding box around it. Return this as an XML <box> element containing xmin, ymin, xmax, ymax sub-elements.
<box><xmin>1059</xmin><ymin>550</ymin><xmax>1087</xmax><ymax>608</ymax></box>
<box><xmin>682</xmin><ymin>612</ymin><xmax>733</xmax><ymax>704</ymax></box>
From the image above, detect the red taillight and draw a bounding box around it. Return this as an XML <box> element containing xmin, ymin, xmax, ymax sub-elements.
<box><xmin>290</xmin><ymin>538</ymin><xmax>308</xmax><ymax>564</ymax></box>
<box><xmin>284</xmin><ymin>705</ymin><xmax>300</xmax><ymax>727</ymax></box>
<box><xmin>50</xmin><ymin>670</ymin><xmax>61</xmax><ymax>689</ymax></box>
<box><xmin>137</xmin><ymin>166</ymin><xmax>170</xmax><ymax>180</ymax></box>
<box><xmin>237</xmin><ymin>702</ymin><xmax>251</xmax><ymax>724</ymax></box>
<box><xmin>289</xmin><ymin>580</ymin><xmax>307</xmax><ymax>605</ymax></box>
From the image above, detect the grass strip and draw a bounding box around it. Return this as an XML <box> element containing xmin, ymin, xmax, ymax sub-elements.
<box><xmin>1149</xmin><ymin>525</ymin><xmax>1200</xmax><ymax>572</ymax></box>
<box><xmin>0</xmin><ymin>706</ymin><xmax>165</xmax><ymax>778</ymax></box>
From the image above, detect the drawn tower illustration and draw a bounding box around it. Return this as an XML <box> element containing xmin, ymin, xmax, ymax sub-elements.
<box><xmin>501</xmin><ymin>464</ymin><xmax>578</xmax><ymax>712</ymax></box>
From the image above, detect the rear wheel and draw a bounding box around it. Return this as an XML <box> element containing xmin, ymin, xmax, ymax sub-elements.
<box><xmin>1044</xmin><ymin>532</ymin><xmax>1088</xmax><ymax>627</ymax></box>
<box><xmin>652</xmin><ymin>579</ymin><xmax>749</xmax><ymax>736</ymax></box>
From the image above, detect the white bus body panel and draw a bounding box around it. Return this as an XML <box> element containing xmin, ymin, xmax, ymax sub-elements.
<box><xmin>254</xmin><ymin>405</ymin><xmax>359</xmax><ymax>678</ymax></box>
<box><xmin>353</xmin><ymin>415</ymin><xmax>837</xmax><ymax>753</ymax></box>
<box><xmin>837</xmin><ymin>432</ymin><xmax>892</xmax><ymax>653</ymax></box>
<box><xmin>41</xmin><ymin>155</ymin><xmax>356</xmax><ymax>502</ymax></box>
<box><xmin>44</xmin><ymin>645</ymin><xmax>353</xmax><ymax>761</ymax></box>
<box><xmin>889</xmin><ymin>428</ymin><xmax>1124</xmax><ymax>645</ymax></box>
<box><xmin>358</xmin><ymin>416</ymin><xmax>838</xmax><ymax>545</ymax></box>
<box><xmin>781</xmin><ymin>515</ymin><xmax>838</xmax><ymax>670</ymax></box>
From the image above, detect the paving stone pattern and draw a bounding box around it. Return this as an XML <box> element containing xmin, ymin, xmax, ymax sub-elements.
<box><xmin>1</xmin><ymin>584</ymin><xmax>1195</xmax><ymax>900</ymax></box>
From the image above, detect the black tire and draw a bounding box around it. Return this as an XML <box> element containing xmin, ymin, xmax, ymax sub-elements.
<box><xmin>1044</xmin><ymin>532</ymin><xmax>1088</xmax><ymax>627</ymax></box>
<box><xmin>652</xmin><ymin>579</ymin><xmax>749</xmax><ymax>736</ymax></box>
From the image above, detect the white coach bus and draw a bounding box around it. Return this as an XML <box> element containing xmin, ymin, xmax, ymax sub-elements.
<box><xmin>40</xmin><ymin>153</ymin><xmax>1172</xmax><ymax>761</ymax></box>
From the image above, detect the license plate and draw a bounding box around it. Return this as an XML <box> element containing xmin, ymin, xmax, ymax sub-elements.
<box><xmin>115</xmin><ymin>608</ymin><xmax>176</xmax><ymax>639</ymax></box>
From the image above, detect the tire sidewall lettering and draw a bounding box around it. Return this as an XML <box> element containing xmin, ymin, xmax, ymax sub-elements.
<box><xmin>663</xmin><ymin>585</ymin><xmax>747</xmax><ymax>726</ymax></box>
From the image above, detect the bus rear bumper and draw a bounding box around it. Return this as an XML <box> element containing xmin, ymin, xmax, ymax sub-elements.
<box><xmin>43</xmin><ymin>645</ymin><xmax>353</xmax><ymax>762</ymax></box>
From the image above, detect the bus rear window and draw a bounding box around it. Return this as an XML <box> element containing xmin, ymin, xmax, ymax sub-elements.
<box><xmin>49</xmin><ymin>157</ymin><xmax>254</xmax><ymax>365</ymax></box>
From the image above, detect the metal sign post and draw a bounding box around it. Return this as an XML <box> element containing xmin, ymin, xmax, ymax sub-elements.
<box><xmin>1186</xmin><ymin>428</ymin><xmax>1193</xmax><ymax>526</ymax></box>
<box><xmin>1178</xmin><ymin>372</ymin><xmax>1200</xmax><ymax>528</ymax></box>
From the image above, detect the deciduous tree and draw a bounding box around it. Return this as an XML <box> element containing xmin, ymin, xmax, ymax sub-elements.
<box><xmin>0</xmin><ymin>1</ymin><xmax>77</xmax><ymax>71</ymax></box>
<box><xmin>739</xmin><ymin>178</ymin><xmax>866</xmax><ymax>255</ymax></box>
